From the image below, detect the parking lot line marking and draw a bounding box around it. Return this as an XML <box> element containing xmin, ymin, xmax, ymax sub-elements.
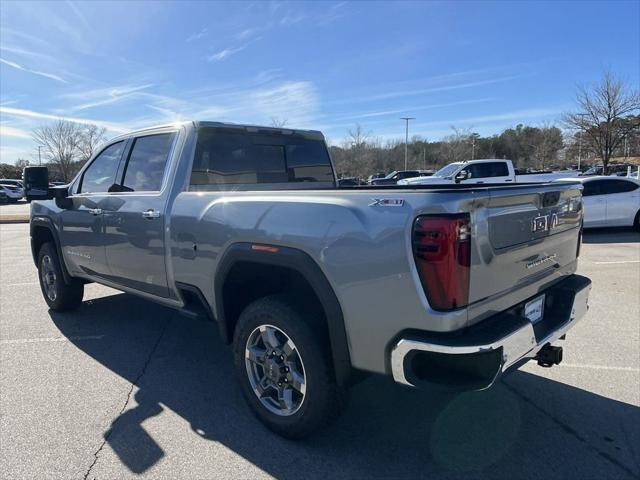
<box><xmin>561</xmin><ymin>363</ymin><xmax>640</xmax><ymax>373</ymax></box>
<box><xmin>592</xmin><ymin>260</ymin><xmax>640</xmax><ymax>265</ymax></box>
<box><xmin>0</xmin><ymin>335</ymin><xmax>104</xmax><ymax>345</ymax></box>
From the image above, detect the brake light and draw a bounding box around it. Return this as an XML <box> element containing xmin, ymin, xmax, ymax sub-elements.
<box><xmin>412</xmin><ymin>214</ymin><xmax>471</xmax><ymax>311</ymax></box>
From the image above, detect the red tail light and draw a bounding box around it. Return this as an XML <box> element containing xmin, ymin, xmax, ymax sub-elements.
<box><xmin>412</xmin><ymin>214</ymin><xmax>471</xmax><ymax>311</ymax></box>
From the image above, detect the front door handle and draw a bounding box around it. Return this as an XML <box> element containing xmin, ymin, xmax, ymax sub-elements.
<box><xmin>142</xmin><ymin>209</ymin><xmax>161</xmax><ymax>219</ymax></box>
<box><xmin>88</xmin><ymin>208</ymin><xmax>102</xmax><ymax>215</ymax></box>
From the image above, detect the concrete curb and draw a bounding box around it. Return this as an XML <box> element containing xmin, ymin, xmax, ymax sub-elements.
<box><xmin>0</xmin><ymin>215</ymin><xmax>30</xmax><ymax>224</ymax></box>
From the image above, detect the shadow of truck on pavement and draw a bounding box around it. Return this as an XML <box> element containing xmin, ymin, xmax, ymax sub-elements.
<box><xmin>50</xmin><ymin>293</ymin><xmax>640</xmax><ymax>479</ymax></box>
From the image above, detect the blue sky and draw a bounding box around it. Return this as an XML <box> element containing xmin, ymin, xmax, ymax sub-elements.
<box><xmin>1</xmin><ymin>0</ymin><xmax>638</xmax><ymax>163</ymax></box>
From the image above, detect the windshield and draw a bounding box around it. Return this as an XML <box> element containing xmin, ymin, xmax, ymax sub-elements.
<box><xmin>433</xmin><ymin>163</ymin><xmax>462</xmax><ymax>178</ymax></box>
<box><xmin>383</xmin><ymin>171</ymin><xmax>398</xmax><ymax>179</ymax></box>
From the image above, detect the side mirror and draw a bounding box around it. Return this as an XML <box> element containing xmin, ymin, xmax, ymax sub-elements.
<box><xmin>454</xmin><ymin>170</ymin><xmax>469</xmax><ymax>183</ymax></box>
<box><xmin>51</xmin><ymin>185</ymin><xmax>73</xmax><ymax>209</ymax></box>
<box><xmin>23</xmin><ymin>166</ymin><xmax>51</xmax><ymax>201</ymax></box>
<box><xmin>51</xmin><ymin>185</ymin><xmax>69</xmax><ymax>199</ymax></box>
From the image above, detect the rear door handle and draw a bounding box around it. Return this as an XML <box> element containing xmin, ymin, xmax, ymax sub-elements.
<box><xmin>88</xmin><ymin>208</ymin><xmax>102</xmax><ymax>215</ymax></box>
<box><xmin>142</xmin><ymin>209</ymin><xmax>161</xmax><ymax>219</ymax></box>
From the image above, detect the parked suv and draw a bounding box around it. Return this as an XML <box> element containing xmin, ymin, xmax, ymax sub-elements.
<box><xmin>30</xmin><ymin>121</ymin><xmax>591</xmax><ymax>438</ymax></box>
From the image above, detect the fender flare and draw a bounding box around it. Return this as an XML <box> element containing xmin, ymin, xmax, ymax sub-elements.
<box><xmin>215</xmin><ymin>242</ymin><xmax>352</xmax><ymax>385</ymax></box>
<box><xmin>30</xmin><ymin>216</ymin><xmax>73</xmax><ymax>284</ymax></box>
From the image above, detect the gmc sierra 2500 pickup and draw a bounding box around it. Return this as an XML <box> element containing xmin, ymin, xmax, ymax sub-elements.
<box><xmin>30</xmin><ymin>121</ymin><xmax>591</xmax><ymax>438</ymax></box>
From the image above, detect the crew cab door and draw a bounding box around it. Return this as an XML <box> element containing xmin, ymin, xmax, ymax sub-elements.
<box><xmin>59</xmin><ymin>141</ymin><xmax>126</xmax><ymax>276</ymax></box>
<box><xmin>460</xmin><ymin>162</ymin><xmax>513</xmax><ymax>184</ymax></box>
<box><xmin>103</xmin><ymin>130</ymin><xmax>178</xmax><ymax>297</ymax></box>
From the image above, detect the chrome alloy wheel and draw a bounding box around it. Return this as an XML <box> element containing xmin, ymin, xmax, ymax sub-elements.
<box><xmin>40</xmin><ymin>255</ymin><xmax>57</xmax><ymax>302</ymax></box>
<box><xmin>245</xmin><ymin>324</ymin><xmax>307</xmax><ymax>416</ymax></box>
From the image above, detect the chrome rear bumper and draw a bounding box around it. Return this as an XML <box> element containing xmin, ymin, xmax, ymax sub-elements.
<box><xmin>391</xmin><ymin>275</ymin><xmax>591</xmax><ymax>389</ymax></box>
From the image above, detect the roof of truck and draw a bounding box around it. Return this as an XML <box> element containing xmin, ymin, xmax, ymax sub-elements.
<box><xmin>111</xmin><ymin>120</ymin><xmax>325</xmax><ymax>141</ymax></box>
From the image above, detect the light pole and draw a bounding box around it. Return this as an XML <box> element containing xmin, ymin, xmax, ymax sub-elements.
<box><xmin>576</xmin><ymin>113</ymin><xmax>589</xmax><ymax>170</ymax></box>
<box><xmin>38</xmin><ymin>146</ymin><xmax>42</xmax><ymax>166</ymax></box>
<box><xmin>577</xmin><ymin>134</ymin><xmax>582</xmax><ymax>171</ymax></box>
<box><xmin>471</xmin><ymin>135</ymin><xmax>476</xmax><ymax>160</ymax></box>
<box><xmin>400</xmin><ymin>117</ymin><xmax>415</xmax><ymax>170</ymax></box>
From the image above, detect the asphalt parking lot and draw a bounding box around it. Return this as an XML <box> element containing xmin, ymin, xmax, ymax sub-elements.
<box><xmin>1</xmin><ymin>223</ymin><xmax>638</xmax><ymax>480</ymax></box>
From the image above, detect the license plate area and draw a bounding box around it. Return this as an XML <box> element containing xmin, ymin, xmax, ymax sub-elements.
<box><xmin>525</xmin><ymin>294</ymin><xmax>545</xmax><ymax>324</ymax></box>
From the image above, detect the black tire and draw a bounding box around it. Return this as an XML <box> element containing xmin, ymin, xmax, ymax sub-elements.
<box><xmin>233</xmin><ymin>295</ymin><xmax>347</xmax><ymax>439</ymax></box>
<box><xmin>37</xmin><ymin>242</ymin><xmax>84</xmax><ymax>311</ymax></box>
<box><xmin>634</xmin><ymin>210</ymin><xmax>640</xmax><ymax>232</ymax></box>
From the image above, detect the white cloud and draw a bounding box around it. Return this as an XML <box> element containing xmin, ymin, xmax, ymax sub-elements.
<box><xmin>0</xmin><ymin>58</ymin><xmax>67</xmax><ymax>83</ymax></box>
<box><xmin>336</xmin><ymin>98</ymin><xmax>497</xmax><ymax>121</ymax></box>
<box><xmin>207</xmin><ymin>46</ymin><xmax>246</xmax><ymax>62</ymax></box>
<box><xmin>410</xmin><ymin>107</ymin><xmax>564</xmax><ymax>130</ymax></box>
<box><xmin>0</xmin><ymin>45</ymin><xmax>55</xmax><ymax>63</ymax></box>
<box><xmin>186</xmin><ymin>28</ymin><xmax>208</xmax><ymax>42</ymax></box>
<box><xmin>0</xmin><ymin>106</ymin><xmax>129</xmax><ymax>133</ymax></box>
<box><xmin>64</xmin><ymin>83</ymin><xmax>156</xmax><ymax>111</ymax></box>
<box><xmin>255</xmin><ymin>68</ymin><xmax>283</xmax><ymax>84</ymax></box>
<box><xmin>339</xmin><ymin>75</ymin><xmax>523</xmax><ymax>105</ymax></box>
<box><xmin>66</xmin><ymin>0</ymin><xmax>91</xmax><ymax>31</ymax></box>
<box><xmin>138</xmin><ymin>80</ymin><xmax>319</xmax><ymax>127</ymax></box>
<box><xmin>236</xmin><ymin>28</ymin><xmax>262</xmax><ymax>40</ymax></box>
<box><xmin>280</xmin><ymin>14</ymin><xmax>307</xmax><ymax>26</ymax></box>
<box><xmin>0</xmin><ymin>124</ymin><xmax>31</xmax><ymax>138</ymax></box>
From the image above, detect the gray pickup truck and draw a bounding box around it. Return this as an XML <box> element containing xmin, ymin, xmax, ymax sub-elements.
<box><xmin>30</xmin><ymin>121</ymin><xmax>591</xmax><ymax>438</ymax></box>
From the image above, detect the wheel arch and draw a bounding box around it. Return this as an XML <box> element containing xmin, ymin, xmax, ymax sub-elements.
<box><xmin>214</xmin><ymin>242</ymin><xmax>352</xmax><ymax>385</ymax></box>
<box><xmin>30</xmin><ymin>217</ymin><xmax>72</xmax><ymax>284</ymax></box>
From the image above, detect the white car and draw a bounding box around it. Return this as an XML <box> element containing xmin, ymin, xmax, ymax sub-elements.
<box><xmin>555</xmin><ymin>176</ymin><xmax>640</xmax><ymax>229</ymax></box>
<box><xmin>0</xmin><ymin>184</ymin><xmax>23</xmax><ymax>203</ymax></box>
<box><xmin>0</xmin><ymin>179</ymin><xmax>24</xmax><ymax>199</ymax></box>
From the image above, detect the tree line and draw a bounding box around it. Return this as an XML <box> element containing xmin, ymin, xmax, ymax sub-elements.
<box><xmin>330</xmin><ymin>123</ymin><xmax>571</xmax><ymax>178</ymax></box>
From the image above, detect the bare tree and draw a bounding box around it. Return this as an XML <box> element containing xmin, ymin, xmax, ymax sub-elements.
<box><xmin>78</xmin><ymin>124</ymin><xmax>107</xmax><ymax>162</ymax></box>
<box><xmin>32</xmin><ymin>120</ymin><xmax>84</xmax><ymax>182</ymax></box>
<box><xmin>527</xmin><ymin>123</ymin><xmax>564</xmax><ymax>169</ymax></box>
<box><xmin>439</xmin><ymin>127</ymin><xmax>473</xmax><ymax>163</ymax></box>
<box><xmin>269</xmin><ymin>117</ymin><xmax>288</xmax><ymax>128</ymax></box>
<box><xmin>31</xmin><ymin>120</ymin><xmax>109</xmax><ymax>181</ymax></box>
<box><xmin>346</xmin><ymin>124</ymin><xmax>370</xmax><ymax>149</ymax></box>
<box><xmin>563</xmin><ymin>71</ymin><xmax>640</xmax><ymax>173</ymax></box>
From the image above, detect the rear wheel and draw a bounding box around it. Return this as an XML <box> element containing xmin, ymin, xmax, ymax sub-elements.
<box><xmin>233</xmin><ymin>295</ymin><xmax>347</xmax><ymax>438</ymax></box>
<box><xmin>37</xmin><ymin>243</ymin><xmax>84</xmax><ymax>311</ymax></box>
<box><xmin>634</xmin><ymin>210</ymin><xmax>640</xmax><ymax>231</ymax></box>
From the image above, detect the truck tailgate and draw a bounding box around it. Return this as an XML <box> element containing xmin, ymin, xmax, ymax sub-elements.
<box><xmin>467</xmin><ymin>182</ymin><xmax>583</xmax><ymax>324</ymax></box>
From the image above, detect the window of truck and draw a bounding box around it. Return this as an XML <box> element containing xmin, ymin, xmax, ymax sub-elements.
<box><xmin>190</xmin><ymin>127</ymin><xmax>335</xmax><ymax>190</ymax></box>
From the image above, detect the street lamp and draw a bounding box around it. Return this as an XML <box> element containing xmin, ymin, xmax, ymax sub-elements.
<box><xmin>575</xmin><ymin>113</ymin><xmax>589</xmax><ymax>170</ymax></box>
<box><xmin>400</xmin><ymin>117</ymin><xmax>415</xmax><ymax>170</ymax></box>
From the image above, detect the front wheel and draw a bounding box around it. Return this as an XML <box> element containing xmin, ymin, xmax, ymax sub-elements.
<box><xmin>233</xmin><ymin>295</ymin><xmax>347</xmax><ymax>438</ymax></box>
<box><xmin>37</xmin><ymin>243</ymin><xmax>84</xmax><ymax>311</ymax></box>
